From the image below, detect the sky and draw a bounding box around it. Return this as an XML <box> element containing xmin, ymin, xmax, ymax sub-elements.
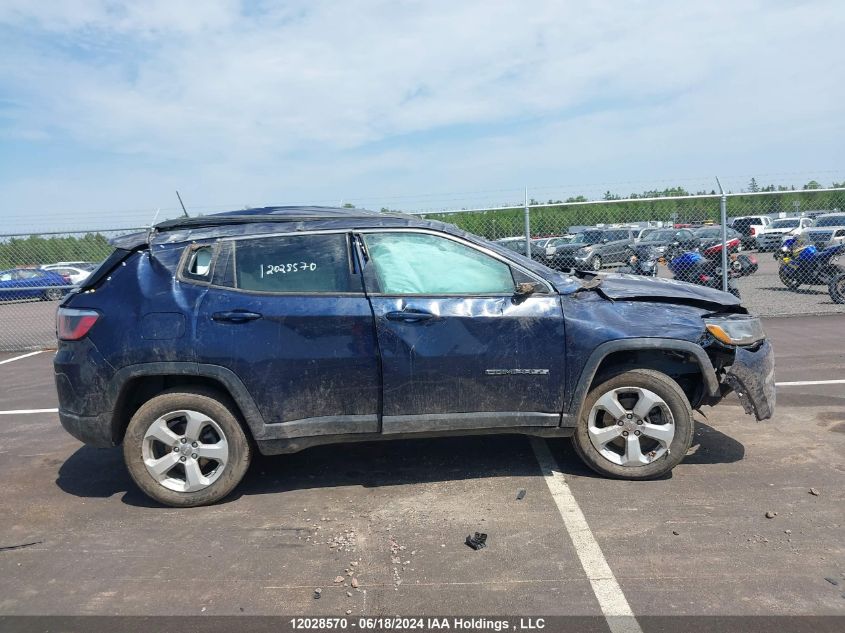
<box><xmin>1</xmin><ymin>0</ymin><xmax>844</xmax><ymax>232</ymax></box>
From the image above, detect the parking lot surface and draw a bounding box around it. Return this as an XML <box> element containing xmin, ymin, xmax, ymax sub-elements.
<box><xmin>0</xmin><ymin>316</ymin><xmax>843</xmax><ymax>627</ymax></box>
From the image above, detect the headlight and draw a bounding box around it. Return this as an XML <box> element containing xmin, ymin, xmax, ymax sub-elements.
<box><xmin>703</xmin><ymin>315</ymin><xmax>765</xmax><ymax>346</ymax></box>
<box><xmin>575</xmin><ymin>246</ymin><xmax>591</xmax><ymax>257</ymax></box>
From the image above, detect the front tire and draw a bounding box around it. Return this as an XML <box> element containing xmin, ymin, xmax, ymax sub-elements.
<box><xmin>123</xmin><ymin>388</ymin><xmax>252</xmax><ymax>507</ymax></box>
<box><xmin>829</xmin><ymin>273</ymin><xmax>845</xmax><ymax>304</ymax></box>
<box><xmin>590</xmin><ymin>254</ymin><xmax>602</xmax><ymax>271</ymax></box>
<box><xmin>572</xmin><ymin>369</ymin><xmax>694</xmax><ymax>480</ymax></box>
<box><xmin>43</xmin><ymin>288</ymin><xmax>64</xmax><ymax>301</ymax></box>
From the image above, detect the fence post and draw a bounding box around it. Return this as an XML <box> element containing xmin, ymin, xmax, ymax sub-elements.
<box><xmin>716</xmin><ymin>177</ymin><xmax>729</xmax><ymax>293</ymax></box>
<box><xmin>524</xmin><ymin>187</ymin><xmax>531</xmax><ymax>258</ymax></box>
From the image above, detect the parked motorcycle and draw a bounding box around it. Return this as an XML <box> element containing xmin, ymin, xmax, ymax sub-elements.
<box><xmin>667</xmin><ymin>250</ymin><xmax>758</xmax><ymax>298</ymax></box>
<box><xmin>616</xmin><ymin>250</ymin><xmax>659</xmax><ymax>276</ymax></box>
<box><xmin>777</xmin><ymin>237</ymin><xmax>845</xmax><ymax>303</ymax></box>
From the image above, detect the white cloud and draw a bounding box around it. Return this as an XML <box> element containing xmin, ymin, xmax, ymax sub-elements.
<box><xmin>1</xmin><ymin>0</ymin><xmax>843</xmax><ymax>226</ymax></box>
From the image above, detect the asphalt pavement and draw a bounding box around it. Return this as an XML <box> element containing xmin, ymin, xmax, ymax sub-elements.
<box><xmin>0</xmin><ymin>315</ymin><xmax>842</xmax><ymax>630</ymax></box>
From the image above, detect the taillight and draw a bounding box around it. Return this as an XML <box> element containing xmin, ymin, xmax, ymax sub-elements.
<box><xmin>699</xmin><ymin>274</ymin><xmax>711</xmax><ymax>282</ymax></box>
<box><xmin>57</xmin><ymin>308</ymin><xmax>99</xmax><ymax>341</ymax></box>
<box><xmin>750</xmin><ymin>227</ymin><xmax>756</xmax><ymax>235</ymax></box>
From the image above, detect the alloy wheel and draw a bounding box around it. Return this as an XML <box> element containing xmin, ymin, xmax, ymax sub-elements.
<box><xmin>141</xmin><ymin>409</ymin><xmax>229</xmax><ymax>493</ymax></box>
<box><xmin>587</xmin><ymin>387</ymin><xmax>675</xmax><ymax>467</ymax></box>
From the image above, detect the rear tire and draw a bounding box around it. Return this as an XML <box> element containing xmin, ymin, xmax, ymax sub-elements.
<box><xmin>572</xmin><ymin>369</ymin><xmax>694</xmax><ymax>480</ymax></box>
<box><xmin>42</xmin><ymin>288</ymin><xmax>63</xmax><ymax>301</ymax></box>
<box><xmin>778</xmin><ymin>266</ymin><xmax>801</xmax><ymax>290</ymax></box>
<box><xmin>123</xmin><ymin>388</ymin><xmax>251</xmax><ymax>507</ymax></box>
<box><xmin>829</xmin><ymin>273</ymin><xmax>845</xmax><ymax>304</ymax></box>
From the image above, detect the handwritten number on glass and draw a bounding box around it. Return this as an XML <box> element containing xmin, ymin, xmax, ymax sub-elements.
<box><xmin>261</xmin><ymin>262</ymin><xmax>318</xmax><ymax>277</ymax></box>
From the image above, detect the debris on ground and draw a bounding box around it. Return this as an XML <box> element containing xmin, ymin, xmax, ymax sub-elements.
<box><xmin>825</xmin><ymin>577</ymin><xmax>840</xmax><ymax>586</ymax></box>
<box><xmin>784</xmin><ymin>530</ymin><xmax>792</xmax><ymax>535</ymax></box>
<box><xmin>765</xmin><ymin>511</ymin><xmax>777</xmax><ymax>519</ymax></box>
<box><xmin>0</xmin><ymin>540</ymin><xmax>43</xmax><ymax>552</ymax></box>
<box><xmin>672</xmin><ymin>530</ymin><xmax>680</xmax><ymax>536</ymax></box>
<box><xmin>516</xmin><ymin>489</ymin><xmax>526</xmax><ymax>500</ymax></box>
<box><xmin>346</xmin><ymin>591</ymin><xmax>352</xmax><ymax>598</ymax></box>
<box><xmin>809</xmin><ymin>488</ymin><xmax>820</xmax><ymax>496</ymax></box>
<box><xmin>334</xmin><ymin>576</ymin><xmax>344</xmax><ymax>583</ymax></box>
<box><xmin>351</xmin><ymin>577</ymin><xmax>359</xmax><ymax>589</ymax></box>
<box><xmin>465</xmin><ymin>532</ymin><xmax>488</xmax><ymax>550</ymax></box>
<box><xmin>313</xmin><ymin>588</ymin><xmax>322</xmax><ymax>599</ymax></box>
<box><xmin>326</xmin><ymin>530</ymin><xmax>357</xmax><ymax>552</ymax></box>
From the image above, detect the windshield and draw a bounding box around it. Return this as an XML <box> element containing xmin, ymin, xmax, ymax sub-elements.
<box><xmin>642</xmin><ymin>229</ymin><xmax>677</xmax><ymax>242</ymax></box>
<box><xmin>815</xmin><ymin>215</ymin><xmax>845</xmax><ymax>227</ymax></box>
<box><xmin>571</xmin><ymin>231</ymin><xmax>603</xmax><ymax>244</ymax></box>
<box><xmin>772</xmin><ymin>219</ymin><xmax>800</xmax><ymax>229</ymax></box>
<box><xmin>694</xmin><ymin>228</ymin><xmax>722</xmax><ymax>238</ymax></box>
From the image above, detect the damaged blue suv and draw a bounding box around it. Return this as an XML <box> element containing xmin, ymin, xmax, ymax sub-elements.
<box><xmin>54</xmin><ymin>207</ymin><xmax>775</xmax><ymax>506</ymax></box>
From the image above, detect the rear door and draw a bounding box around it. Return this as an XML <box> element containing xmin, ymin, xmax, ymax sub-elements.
<box><xmin>194</xmin><ymin>231</ymin><xmax>381</xmax><ymax>437</ymax></box>
<box><xmin>358</xmin><ymin>230</ymin><xmax>566</xmax><ymax>434</ymax></box>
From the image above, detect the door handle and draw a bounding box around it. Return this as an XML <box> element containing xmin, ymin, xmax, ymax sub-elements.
<box><xmin>212</xmin><ymin>310</ymin><xmax>262</xmax><ymax>323</ymax></box>
<box><xmin>385</xmin><ymin>309</ymin><xmax>434</xmax><ymax>322</ymax></box>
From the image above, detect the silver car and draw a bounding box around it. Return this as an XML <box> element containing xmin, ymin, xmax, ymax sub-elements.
<box><xmin>803</xmin><ymin>213</ymin><xmax>845</xmax><ymax>248</ymax></box>
<box><xmin>755</xmin><ymin>217</ymin><xmax>813</xmax><ymax>251</ymax></box>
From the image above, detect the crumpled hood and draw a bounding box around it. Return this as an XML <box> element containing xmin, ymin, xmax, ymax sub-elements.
<box><xmin>590</xmin><ymin>272</ymin><xmax>744</xmax><ymax>310</ymax></box>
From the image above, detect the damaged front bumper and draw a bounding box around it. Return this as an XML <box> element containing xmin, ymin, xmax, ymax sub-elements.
<box><xmin>720</xmin><ymin>338</ymin><xmax>776</xmax><ymax>420</ymax></box>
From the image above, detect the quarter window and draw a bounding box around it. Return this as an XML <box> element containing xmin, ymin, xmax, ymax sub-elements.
<box><xmin>363</xmin><ymin>232</ymin><xmax>515</xmax><ymax>295</ymax></box>
<box><xmin>231</xmin><ymin>233</ymin><xmax>357</xmax><ymax>293</ymax></box>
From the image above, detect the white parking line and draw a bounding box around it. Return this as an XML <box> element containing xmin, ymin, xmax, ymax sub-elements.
<box><xmin>530</xmin><ymin>437</ymin><xmax>642</xmax><ymax>633</ymax></box>
<box><xmin>776</xmin><ymin>379</ymin><xmax>845</xmax><ymax>386</ymax></box>
<box><xmin>0</xmin><ymin>408</ymin><xmax>58</xmax><ymax>415</ymax></box>
<box><xmin>0</xmin><ymin>351</ymin><xmax>43</xmax><ymax>365</ymax></box>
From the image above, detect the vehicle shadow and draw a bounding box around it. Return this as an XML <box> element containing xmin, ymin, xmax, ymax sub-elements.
<box><xmin>547</xmin><ymin>419</ymin><xmax>745</xmax><ymax>480</ymax></box>
<box><xmin>56</xmin><ymin>421</ymin><xmax>745</xmax><ymax>506</ymax></box>
<box><xmin>54</xmin><ymin>446</ymin><xmax>161</xmax><ymax>508</ymax></box>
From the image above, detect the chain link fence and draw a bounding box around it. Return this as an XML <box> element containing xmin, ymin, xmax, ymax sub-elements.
<box><xmin>0</xmin><ymin>229</ymin><xmax>144</xmax><ymax>351</ymax></box>
<box><xmin>2</xmin><ymin>188</ymin><xmax>844</xmax><ymax>351</ymax></box>
<box><xmin>419</xmin><ymin>188</ymin><xmax>845</xmax><ymax>319</ymax></box>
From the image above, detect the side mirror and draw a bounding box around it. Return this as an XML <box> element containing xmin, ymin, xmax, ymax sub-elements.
<box><xmin>514</xmin><ymin>282</ymin><xmax>539</xmax><ymax>297</ymax></box>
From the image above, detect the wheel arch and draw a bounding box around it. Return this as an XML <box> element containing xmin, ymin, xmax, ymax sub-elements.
<box><xmin>565</xmin><ymin>338</ymin><xmax>719</xmax><ymax>421</ymax></box>
<box><xmin>107</xmin><ymin>362</ymin><xmax>266</xmax><ymax>444</ymax></box>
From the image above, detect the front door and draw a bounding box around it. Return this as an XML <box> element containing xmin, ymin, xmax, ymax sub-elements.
<box><xmin>358</xmin><ymin>230</ymin><xmax>567</xmax><ymax>434</ymax></box>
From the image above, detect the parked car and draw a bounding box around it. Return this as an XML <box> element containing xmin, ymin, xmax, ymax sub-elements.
<box><xmin>55</xmin><ymin>206</ymin><xmax>774</xmax><ymax>507</ymax></box>
<box><xmin>0</xmin><ymin>267</ymin><xmax>72</xmax><ymax>301</ymax></box>
<box><xmin>627</xmin><ymin>228</ymin><xmax>700</xmax><ymax>262</ymax></box>
<box><xmin>633</xmin><ymin>227</ymin><xmax>658</xmax><ymax>242</ymax></box>
<box><xmin>754</xmin><ymin>217</ymin><xmax>814</xmax><ymax>252</ymax></box>
<box><xmin>493</xmin><ymin>236</ymin><xmax>528</xmax><ymax>254</ymax></box>
<box><xmin>691</xmin><ymin>226</ymin><xmax>742</xmax><ymax>257</ymax></box>
<box><xmin>548</xmin><ymin>228</ymin><xmax>636</xmax><ymax>271</ymax></box>
<box><xmin>731</xmin><ymin>216</ymin><xmax>772</xmax><ymax>249</ymax></box>
<box><xmin>539</xmin><ymin>235</ymin><xmax>575</xmax><ymax>264</ymax></box>
<box><xmin>42</xmin><ymin>262</ymin><xmax>98</xmax><ymax>285</ymax></box>
<box><xmin>803</xmin><ymin>213</ymin><xmax>845</xmax><ymax>249</ymax></box>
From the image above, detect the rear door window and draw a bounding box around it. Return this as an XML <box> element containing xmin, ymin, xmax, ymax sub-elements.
<box><xmin>227</xmin><ymin>233</ymin><xmax>359</xmax><ymax>293</ymax></box>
